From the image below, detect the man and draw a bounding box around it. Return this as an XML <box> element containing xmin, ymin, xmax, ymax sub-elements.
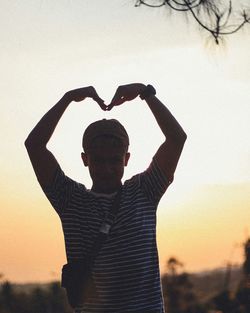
<box><xmin>25</xmin><ymin>83</ymin><xmax>187</xmax><ymax>313</ymax></box>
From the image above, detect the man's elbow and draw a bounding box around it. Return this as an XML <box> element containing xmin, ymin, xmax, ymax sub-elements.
<box><xmin>24</xmin><ymin>135</ymin><xmax>35</xmax><ymax>151</ymax></box>
<box><xmin>178</xmin><ymin>130</ymin><xmax>187</xmax><ymax>146</ymax></box>
<box><xmin>182</xmin><ymin>131</ymin><xmax>187</xmax><ymax>142</ymax></box>
<box><xmin>24</xmin><ymin>136</ymin><xmax>31</xmax><ymax>149</ymax></box>
<box><xmin>24</xmin><ymin>135</ymin><xmax>44</xmax><ymax>152</ymax></box>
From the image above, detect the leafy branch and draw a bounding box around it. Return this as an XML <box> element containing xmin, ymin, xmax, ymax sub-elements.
<box><xmin>135</xmin><ymin>0</ymin><xmax>250</xmax><ymax>44</ymax></box>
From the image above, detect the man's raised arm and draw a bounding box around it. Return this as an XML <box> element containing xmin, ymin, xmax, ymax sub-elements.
<box><xmin>25</xmin><ymin>87</ymin><xmax>105</xmax><ymax>187</ymax></box>
<box><xmin>143</xmin><ymin>88</ymin><xmax>187</xmax><ymax>182</ymax></box>
<box><xmin>107</xmin><ymin>83</ymin><xmax>187</xmax><ymax>182</ymax></box>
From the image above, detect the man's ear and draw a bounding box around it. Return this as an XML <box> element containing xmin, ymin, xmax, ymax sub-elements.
<box><xmin>81</xmin><ymin>152</ymin><xmax>89</xmax><ymax>167</ymax></box>
<box><xmin>124</xmin><ymin>152</ymin><xmax>130</xmax><ymax>166</ymax></box>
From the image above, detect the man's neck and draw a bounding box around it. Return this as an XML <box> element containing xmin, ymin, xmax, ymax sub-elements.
<box><xmin>91</xmin><ymin>183</ymin><xmax>122</xmax><ymax>194</ymax></box>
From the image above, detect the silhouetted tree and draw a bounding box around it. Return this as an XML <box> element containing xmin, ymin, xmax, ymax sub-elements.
<box><xmin>162</xmin><ymin>257</ymin><xmax>207</xmax><ymax>313</ymax></box>
<box><xmin>30</xmin><ymin>287</ymin><xmax>49</xmax><ymax>313</ymax></box>
<box><xmin>0</xmin><ymin>280</ymin><xmax>73</xmax><ymax>313</ymax></box>
<box><xmin>212</xmin><ymin>289</ymin><xmax>240</xmax><ymax>313</ymax></box>
<box><xmin>135</xmin><ymin>0</ymin><xmax>250</xmax><ymax>44</ymax></box>
<box><xmin>235</xmin><ymin>238</ymin><xmax>250</xmax><ymax>313</ymax></box>
<box><xmin>1</xmin><ymin>281</ymin><xmax>15</xmax><ymax>313</ymax></box>
<box><xmin>243</xmin><ymin>238</ymin><xmax>250</xmax><ymax>276</ymax></box>
<box><xmin>209</xmin><ymin>238</ymin><xmax>250</xmax><ymax>313</ymax></box>
<box><xmin>47</xmin><ymin>282</ymin><xmax>71</xmax><ymax>313</ymax></box>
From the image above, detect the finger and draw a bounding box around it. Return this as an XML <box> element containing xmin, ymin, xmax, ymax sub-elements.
<box><xmin>93</xmin><ymin>97</ymin><xmax>107</xmax><ymax>111</ymax></box>
<box><xmin>92</xmin><ymin>92</ymin><xmax>104</xmax><ymax>103</ymax></box>
<box><xmin>107</xmin><ymin>96</ymin><xmax>126</xmax><ymax>108</ymax></box>
<box><xmin>93</xmin><ymin>95</ymin><xmax>104</xmax><ymax>104</ymax></box>
<box><xmin>93</xmin><ymin>94</ymin><xmax>107</xmax><ymax>110</ymax></box>
<box><xmin>98</xmin><ymin>101</ymin><xmax>108</xmax><ymax>111</ymax></box>
<box><xmin>91</xmin><ymin>87</ymin><xmax>104</xmax><ymax>103</ymax></box>
<box><xmin>106</xmin><ymin>104</ymin><xmax>114</xmax><ymax>111</ymax></box>
<box><xmin>110</xmin><ymin>87</ymin><xmax>124</xmax><ymax>105</ymax></box>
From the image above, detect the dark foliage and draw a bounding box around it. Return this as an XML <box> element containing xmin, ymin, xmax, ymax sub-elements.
<box><xmin>135</xmin><ymin>0</ymin><xmax>250</xmax><ymax>44</ymax></box>
<box><xmin>162</xmin><ymin>257</ymin><xmax>208</xmax><ymax>313</ymax></box>
<box><xmin>161</xmin><ymin>240</ymin><xmax>250</xmax><ymax>313</ymax></box>
<box><xmin>0</xmin><ymin>281</ymin><xmax>73</xmax><ymax>313</ymax></box>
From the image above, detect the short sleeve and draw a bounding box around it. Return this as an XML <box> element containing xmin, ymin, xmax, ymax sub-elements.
<box><xmin>138</xmin><ymin>157</ymin><xmax>173</xmax><ymax>205</ymax></box>
<box><xmin>41</xmin><ymin>166</ymin><xmax>80</xmax><ymax>216</ymax></box>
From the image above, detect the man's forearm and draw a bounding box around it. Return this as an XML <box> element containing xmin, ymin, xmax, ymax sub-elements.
<box><xmin>25</xmin><ymin>94</ymin><xmax>71</xmax><ymax>149</ymax></box>
<box><xmin>25</xmin><ymin>86</ymin><xmax>105</xmax><ymax>149</ymax></box>
<box><xmin>145</xmin><ymin>95</ymin><xmax>187</xmax><ymax>143</ymax></box>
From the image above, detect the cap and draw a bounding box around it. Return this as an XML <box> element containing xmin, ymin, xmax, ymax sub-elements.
<box><xmin>82</xmin><ymin>119</ymin><xmax>129</xmax><ymax>152</ymax></box>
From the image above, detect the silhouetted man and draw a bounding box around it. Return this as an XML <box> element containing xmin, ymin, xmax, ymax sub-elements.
<box><xmin>25</xmin><ymin>83</ymin><xmax>187</xmax><ymax>313</ymax></box>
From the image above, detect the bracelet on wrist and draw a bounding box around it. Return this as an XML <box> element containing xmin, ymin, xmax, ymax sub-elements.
<box><xmin>139</xmin><ymin>84</ymin><xmax>156</xmax><ymax>100</ymax></box>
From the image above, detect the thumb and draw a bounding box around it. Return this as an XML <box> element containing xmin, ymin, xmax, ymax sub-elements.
<box><xmin>93</xmin><ymin>96</ymin><xmax>107</xmax><ymax>111</ymax></box>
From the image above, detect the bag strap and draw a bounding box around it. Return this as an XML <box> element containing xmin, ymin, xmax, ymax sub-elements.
<box><xmin>88</xmin><ymin>186</ymin><xmax>122</xmax><ymax>264</ymax></box>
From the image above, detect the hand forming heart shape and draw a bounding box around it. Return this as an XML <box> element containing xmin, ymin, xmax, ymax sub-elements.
<box><xmin>66</xmin><ymin>83</ymin><xmax>146</xmax><ymax>111</ymax></box>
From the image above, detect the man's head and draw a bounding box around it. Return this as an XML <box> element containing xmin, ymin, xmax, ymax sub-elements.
<box><xmin>81</xmin><ymin>119</ymin><xmax>130</xmax><ymax>193</ymax></box>
<box><xmin>82</xmin><ymin>119</ymin><xmax>129</xmax><ymax>153</ymax></box>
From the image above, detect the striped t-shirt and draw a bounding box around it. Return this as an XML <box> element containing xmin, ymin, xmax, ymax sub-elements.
<box><xmin>43</xmin><ymin>158</ymin><xmax>172</xmax><ymax>313</ymax></box>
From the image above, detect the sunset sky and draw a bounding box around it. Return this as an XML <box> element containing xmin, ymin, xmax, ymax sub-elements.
<box><xmin>1</xmin><ymin>0</ymin><xmax>249</xmax><ymax>283</ymax></box>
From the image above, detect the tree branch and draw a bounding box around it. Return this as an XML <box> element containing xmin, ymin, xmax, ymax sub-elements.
<box><xmin>135</xmin><ymin>0</ymin><xmax>250</xmax><ymax>44</ymax></box>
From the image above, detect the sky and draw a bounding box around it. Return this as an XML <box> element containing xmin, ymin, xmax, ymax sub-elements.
<box><xmin>0</xmin><ymin>0</ymin><xmax>250</xmax><ymax>283</ymax></box>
